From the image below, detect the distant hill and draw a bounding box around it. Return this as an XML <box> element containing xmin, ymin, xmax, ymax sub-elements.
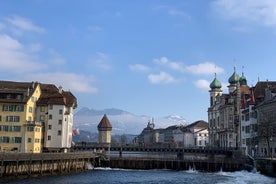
<box><xmin>73</xmin><ymin>107</ymin><xmax>188</xmax><ymax>135</ymax></box>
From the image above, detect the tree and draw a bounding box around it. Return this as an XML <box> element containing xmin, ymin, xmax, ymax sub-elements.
<box><xmin>258</xmin><ymin>111</ymin><xmax>276</xmax><ymax>157</ymax></box>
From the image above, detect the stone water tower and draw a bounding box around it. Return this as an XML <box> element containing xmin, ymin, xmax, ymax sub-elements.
<box><xmin>97</xmin><ymin>114</ymin><xmax>112</xmax><ymax>143</ymax></box>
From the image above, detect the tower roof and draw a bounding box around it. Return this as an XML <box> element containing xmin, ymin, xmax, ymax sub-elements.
<box><xmin>239</xmin><ymin>72</ymin><xmax>247</xmax><ymax>86</ymax></box>
<box><xmin>209</xmin><ymin>74</ymin><xmax>222</xmax><ymax>90</ymax></box>
<box><xmin>228</xmin><ymin>67</ymin><xmax>240</xmax><ymax>85</ymax></box>
<box><xmin>98</xmin><ymin>114</ymin><xmax>112</xmax><ymax>131</ymax></box>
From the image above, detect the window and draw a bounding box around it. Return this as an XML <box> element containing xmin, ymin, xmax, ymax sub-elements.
<box><xmin>29</xmin><ymin>107</ymin><xmax>33</xmax><ymax>113</ymax></box>
<box><xmin>35</xmin><ymin>127</ymin><xmax>40</xmax><ymax>132</ymax></box>
<box><xmin>49</xmin><ymin>104</ymin><xmax>53</xmax><ymax>110</ymax></box>
<box><xmin>35</xmin><ymin>138</ymin><xmax>40</xmax><ymax>143</ymax></box>
<box><xmin>0</xmin><ymin>116</ymin><xmax>1</xmax><ymax>122</ymax></box>
<box><xmin>12</xmin><ymin>137</ymin><xmax>22</xmax><ymax>143</ymax></box>
<box><xmin>2</xmin><ymin>105</ymin><xmax>8</xmax><ymax>111</ymax></box>
<box><xmin>6</xmin><ymin>116</ymin><xmax>20</xmax><ymax>122</ymax></box>
<box><xmin>58</xmin><ymin>119</ymin><xmax>62</xmax><ymax>125</ymax></box>
<box><xmin>59</xmin><ymin>109</ymin><xmax>62</xmax><ymax>115</ymax></box>
<box><xmin>40</xmin><ymin>106</ymin><xmax>45</xmax><ymax>112</ymax></box>
<box><xmin>49</xmin><ymin>114</ymin><xmax>52</xmax><ymax>120</ymax></box>
<box><xmin>58</xmin><ymin>130</ymin><xmax>62</xmax><ymax>136</ymax></box>
<box><xmin>10</xmin><ymin>126</ymin><xmax>21</xmax><ymax>132</ymax></box>
<box><xmin>0</xmin><ymin>136</ymin><xmax>10</xmax><ymax>143</ymax></box>
<box><xmin>47</xmin><ymin>136</ymin><xmax>51</xmax><ymax>141</ymax></box>
<box><xmin>0</xmin><ymin>126</ymin><xmax>9</xmax><ymax>132</ymax></box>
<box><xmin>48</xmin><ymin>125</ymin><xmax>52</xmax><ymax>130</ymax></box>
<box><xmin>31</xmin><ymin>96</ymin><xmax>35</xmax><ymax>102</ymax></box>
<box><xmin>16</xmin><ymin>105</ymin><xmax>24</xmax><ymax>111</ymax></box>
<box><xmin>245</xmin><ymin>126</ymin><xmax>250</xmax><ymax>133</ymax></box>
<box><xmin>27</xmin><ymin>126</ymin><xmax>34</xmax><ymax>132</ymax></box>
<box><xmin>28</xmin><ymin>138</ymin><xmax>32</xmax><ymax>143</ymax></box>
<box><xmin>3</xmin><ymin>105</ymin><xmax>24</xmax><ymax>112</ymax></box>
<box><xmin>40</xmin><ymin>115</ymin><xmax>45</xmax><ymax>121</ymax></box>
<box><xmin>199</xmin><ymin>140</ymin><xmax>202</xmax><ymax>145</ymax></box>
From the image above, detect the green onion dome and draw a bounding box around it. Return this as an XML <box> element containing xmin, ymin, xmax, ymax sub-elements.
<box><xmin>239</xmin><ymin>72</ymin><xmax>247</xmax><ymax>86</ymax></box>
<box><xmin>210</xmin><ymin>76</ymin><xmax>222</xmax><ymax>90</ymax></box>
<box><xmin>228</xmin><ymin>67</ymin><xmax>240</xmax><ymax>85</ymax></box>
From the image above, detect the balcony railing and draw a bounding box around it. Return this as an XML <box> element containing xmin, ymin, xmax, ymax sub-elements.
<box><xmin>24</xmin><ymin>121</ymin><xmax>43</xmax><ymax>126</ymax></box>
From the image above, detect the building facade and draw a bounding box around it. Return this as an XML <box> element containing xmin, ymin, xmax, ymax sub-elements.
<box><xmin>137</xmin><ymin>120</ymin><xmax>208</xmax><ymax>148</ymax></box>
<box><xmin>208</xmin><ymin>69</ymin><xmax>250</xmax><ymax>149</ymax></box>
<box><xmin>0</xmin><ymin>81</ymin><xmax>77</xmax><ymax>153</ymax></box>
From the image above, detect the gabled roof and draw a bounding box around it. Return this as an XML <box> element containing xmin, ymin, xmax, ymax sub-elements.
<box><xmin>0</xmin><ymin>80</ymin><xmax>77</xmax><ymax>108</ymax></box>
<box><xmin>98</xmin><ymin>114</ymin><xmax>112</xmax><ymax>131</ymax></box>
<box><xmin>36</xmin><ymin>84</ymin><xmax>77</xmax><ymax>108</ymax></box>
<box><xmin>185</xmin><ymin>120</ymin><xmax>208</xmax><ymax>129</ymax></box>
<box><xmin>0</xmin><ymin>80</ymin><xmax>39</xmax><ymax>103</ymax></box>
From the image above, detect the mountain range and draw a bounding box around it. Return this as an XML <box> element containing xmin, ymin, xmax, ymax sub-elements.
<box><xmin>73</xmin><ymin>107</ymin><xmax>188</xmax><ymax>135</ymax></box>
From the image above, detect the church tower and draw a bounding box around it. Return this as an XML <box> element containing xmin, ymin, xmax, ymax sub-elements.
<box><xmin>209</xmin><ymin>73</ymin><xmax>222</xmax><ymax>107</ymax></box>
<box><xmin>228</xmin><ymin>66</ymin><xmax>240</xmax><ymax>93</ymax></box>
<box><xmin>98</xmin><ymin>114</ymin><xmax>112</xmax><ymax>143</ymax></box>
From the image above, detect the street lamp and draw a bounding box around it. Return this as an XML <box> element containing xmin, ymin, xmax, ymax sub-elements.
<box><xmin>270</xmin><ymin>137</ymin><xmax>273</xmax><ymax>160</ymax></box>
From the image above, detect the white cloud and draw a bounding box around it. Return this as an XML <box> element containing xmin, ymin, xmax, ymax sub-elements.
<box><xmin>0</xmin><ymin>34</ymin><xmax>22</xmax><ymax>50</ymax></box>
<box><xmin>0</xmin><ymin>34</ymin><xmax>46</xmax><ymax>73</ymax></box>
<box><xmin>0</xmin><ymin>23</ymin><xmax>5</xmax><ymax>30</ymax></box>
<box><xmin>129</xmin><ymin>64</ymin><xmax>150</xmax><ymax>72</ymax></box>
<box><xmin>148</xmin><ymin>71</ymin><xmax>176</xmax><ymax>84</ymax></box>
<box><xmin>48</xmin><ymin>49</ymin><xmax>66</xmax><ymax>65</ymax></box>
<box><xmin>153</xmin><ymin>5</ymin><xmax>191</xmax><ymax>20</ymax></box>
<box><xmin>26</xmin><ymin>72</ymin><xmax>98</xmax><ymax>93</ymax></box>
<box><xmin>6</xmin><ymin>15</ymin><xmax>45</xmax><ymax>33</ymax></box>
<box><xmin>186</xmin><ymin>62</ymin><xmax>224</xmax><ymax>75</ymax></box>
<box><xmin>212</xmin><ymin>0</ymin><xmax>276</xmax><ymax>28</ymax></box>
<box><xmin>28</xmin><ymin>43</ymin><xmax>43</xmax><ymax>53</ymax></box>
<box><xmin>89</xmin><ymin>52</ymin><xmax>111</xmax><ymax>70</ymax></box>
<box><xmin>153</xmin><ymin>57</ymin><xmax>186</xmax><ymax>72</ymax></box>
<box><xmin>194</xmin><ymin>79</ymin><xmax>210</xmax><ymax>91</ymax></box>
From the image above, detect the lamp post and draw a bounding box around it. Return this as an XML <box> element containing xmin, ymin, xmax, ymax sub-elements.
<box><xmin>270</xmin><ymin>137</ymin><xmax>273</xmax><ymax>160</ymax></box>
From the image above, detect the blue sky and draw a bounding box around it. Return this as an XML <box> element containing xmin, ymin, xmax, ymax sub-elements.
<box><xmin>0</xmin><ymin>0</ymin><xmax>276</xmax><ymax>123</ymax></box>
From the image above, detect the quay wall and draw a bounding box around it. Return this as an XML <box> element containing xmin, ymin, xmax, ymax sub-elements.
<box><xmin>256</xmin><ymin>158</ymin><xmax>276</xmax><ymax>177</ymax></box>
<box><xmin>0</xmin><ymin>152</ymin><xmax>100</xmax><ymax>179</ymax></box>
<box><xmin>107</xmin><ymin>157</ymin><xmax>248</xmax><ymax>172</ymax></box>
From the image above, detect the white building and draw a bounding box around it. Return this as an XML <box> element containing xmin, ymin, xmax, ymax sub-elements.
<box><xmin>36</xmin><ymin>84</ymin><xmax>77</xmax><ymax>152</ymax></box>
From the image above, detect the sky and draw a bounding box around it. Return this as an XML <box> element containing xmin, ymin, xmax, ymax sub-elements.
<box><xmin>0</xmin><ymin>0</ymin><xmax>276</xmax><ymax>123</ymax></box>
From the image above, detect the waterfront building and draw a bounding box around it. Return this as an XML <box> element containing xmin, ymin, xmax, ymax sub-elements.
<box><xmin>208</xmin><ymin>68</ymin><xmax>250</xmax><ymax>148</ymax></box>
<box><xmin>183</xmin><ymin>120</ymin><xmax>209</xmax><ymax>148</ymax></box>
<box><xmin>137</xmin><ymin>119</ymin><xmax>208</xmax><ymax>148</ymax></box>
<box><xmin>98</xmin><ymin>114</ymin><xmax>112</xmax><ymax>143</ymax></box>
<box><xmin>36</xmin><ymin>84</ymin><xmax>77</xmax><ymax>152</ymax></box>
<box><xmin>240</xmin><ymin>87</ymin><xmax>257</xmax><ymax>156</ymax></box>
<box><xmin>0</xmin><ymin>80</ymin><xmax>77</xmax><ymax>153</ymax></box>
<box><xmin>254</xmin><ymin>82</ymin><xmax>276</xmax><ymax>157</ymax></box>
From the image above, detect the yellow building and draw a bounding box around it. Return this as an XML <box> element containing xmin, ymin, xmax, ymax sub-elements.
<box><xmin>0</xmin><ymin>81</ymin><xmax>43</xmax><ymax>153</ymax></box>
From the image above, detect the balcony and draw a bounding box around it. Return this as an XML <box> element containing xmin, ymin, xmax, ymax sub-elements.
<box><xmin>24</xmin><ymin>121</ymin><xmax>43</xmax><ymax>126</ymax></box>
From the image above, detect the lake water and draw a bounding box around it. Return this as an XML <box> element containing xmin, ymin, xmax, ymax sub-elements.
<box><xmin>2</xmin><ymin>168</ymin><xmax>276</xmax><ymax>184</ymax></box>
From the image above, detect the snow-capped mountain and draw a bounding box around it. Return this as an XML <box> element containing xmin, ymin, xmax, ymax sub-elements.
<box><xmin>73</xmin><ymin>107</ymin><xmax>188</xmax><ymax>135</ymax></box>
